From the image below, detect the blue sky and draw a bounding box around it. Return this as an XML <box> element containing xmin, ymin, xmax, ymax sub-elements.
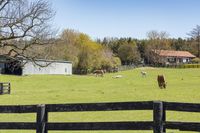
<box><xmin>50</xmin><ymin>0</ymin><xmax>200</xmax><ymax>39</ymax></box>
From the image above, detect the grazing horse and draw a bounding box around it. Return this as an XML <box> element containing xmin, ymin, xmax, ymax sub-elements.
<box><xmin>141</xmin><ymin>71</ymin><xmax>147</xmax><ymax>77</ymax></box>
<box><xmin>93</xmin><ymin>70</ymin><xmax>104</xmax><ymax>77</ymax></box>
<box><xmin>157</xmin><ymin>75</ymin><xmax>167</xmax><ymax>89</ymax></box>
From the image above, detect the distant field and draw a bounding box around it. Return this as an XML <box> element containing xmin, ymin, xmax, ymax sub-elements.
<box><xmin>0</xmin><ymin>68</ymin><xmax>200</xmax><ymax>133</ymax></box>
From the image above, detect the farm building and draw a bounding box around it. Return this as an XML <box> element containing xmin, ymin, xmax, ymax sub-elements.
<box><xmin>22</xmin><ymin>59</ymin><xmax>72</xmax><ymax>75</ymax></box>
<box><xmin>0</xmin><ymin>56</ymin><xmax>72</xmax><ymax>75</ymax></box>
<box><xmin>153</xmin><ymin>50</ymin><xmax>196</xmax><ymax>65</ymax></box>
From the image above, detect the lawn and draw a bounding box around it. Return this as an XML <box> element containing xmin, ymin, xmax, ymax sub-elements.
<box><xmin>0</xmin><ymin>68</ymin><xmax>200</xmax><ymax>133</ymax></box>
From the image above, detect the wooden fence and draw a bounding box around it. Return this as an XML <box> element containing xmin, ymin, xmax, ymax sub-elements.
<box><xmin>0</xmin><ymin>101</ymin><xmax>200</xmax><ymax>133</ymax></box>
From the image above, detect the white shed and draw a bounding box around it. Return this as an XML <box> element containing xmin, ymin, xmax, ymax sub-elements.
<box><xmin>22</xmin><ymin>59</ymin><xmax>72</xmax><ymax>75</ymax></box>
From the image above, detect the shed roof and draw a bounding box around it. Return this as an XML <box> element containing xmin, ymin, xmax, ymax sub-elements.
<box><xmin>0</xmin><ymin>55</ymin><xmax>72</xmax><ymax>64</ymax></box>
<box><xmin>154</xmin><ymin>50</ymin><xmax>196</xmax><ymax>58</ymax></box>
<box><xmin>31</xmin><ymin>59</ymin><xmax>72</xmax><ymax>64</ymax></box>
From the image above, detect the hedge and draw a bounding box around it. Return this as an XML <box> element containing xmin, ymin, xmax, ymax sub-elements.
<box><xmin>177</xmin><ymin>64</ymin><xmax>200</xmax><ymax>68</ymax></box>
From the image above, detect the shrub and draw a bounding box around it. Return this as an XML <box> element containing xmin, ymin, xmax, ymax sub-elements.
<box><xmin>191</xmin><ymin>58</ymin><xmax>200</xmax><ymax>64</ymax></box>
<box><xmin>181</xmin><ymin>64</ymin><xmax>200</xmax><ymax>68</ymax></box>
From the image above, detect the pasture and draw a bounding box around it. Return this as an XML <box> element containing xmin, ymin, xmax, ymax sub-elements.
<box><xmin>0</xmin><ymin>68</ymin><xmax>200</xmax><ymax>133</ymax></box>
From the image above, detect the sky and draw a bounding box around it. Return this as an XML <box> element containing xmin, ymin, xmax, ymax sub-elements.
<box><xmin>50</xmin><ymin>0</ymin><xmax>200</xmax><ymax>39</ymax></box>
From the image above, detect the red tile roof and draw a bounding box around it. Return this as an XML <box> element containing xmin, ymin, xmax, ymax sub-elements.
<box><xmin>154</xmin><ymin>50</ymin><xmax>196</xmax><ymax>58</ymax></box>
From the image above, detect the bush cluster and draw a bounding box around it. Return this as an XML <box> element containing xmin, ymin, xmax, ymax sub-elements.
<box><xmin>180</xmin><ymin>64</ymin><xmax>200</xmax><ymax>68</ymax></box>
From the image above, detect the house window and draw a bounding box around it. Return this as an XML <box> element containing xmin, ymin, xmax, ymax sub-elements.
<box><xmin>183</xmin><ymin>59</ymin><xmax>187</xmax><ymax>63</ymax></box>
<box><xmin>167</xmin><ymin>58</ymin><xmax>175</xmax><ymax>62</ymax></box>
<box><xmin>178</xmin><ymin>58</ymin><xmax>182</xmax><ymax>63</ymax></box>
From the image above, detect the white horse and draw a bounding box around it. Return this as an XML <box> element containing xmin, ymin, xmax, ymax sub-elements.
<box><xmin>141</xmin><ymin>71</ymin><xmax>147</xmax><ymax>77</ymax></box>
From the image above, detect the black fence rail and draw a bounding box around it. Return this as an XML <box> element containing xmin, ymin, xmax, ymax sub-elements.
<box><xmin>0</xmin><ymin>101</ymin><xmax>200</xmax><ymax>133</ymax></box>
<box><xmin>0</xmin><ymin>82</ymin><xmax>10</xmax><ymax>95</ymax></box>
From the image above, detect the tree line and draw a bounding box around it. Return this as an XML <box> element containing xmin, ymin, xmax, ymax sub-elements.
<box><xmin>48</xmin><ymin>27</ymin><xmax>200</xmax><ymax>74</ymax></box>
<box><xmin>96</xmin><ymin>29</ymin><xmax>200</xmax><ymax>66</ymax></box>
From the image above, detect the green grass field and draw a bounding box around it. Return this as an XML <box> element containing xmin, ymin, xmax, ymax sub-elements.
<box><xmin>0</xmin><ymin>68</ymin><xmax>200</xmax><ymax>133</ymax></box>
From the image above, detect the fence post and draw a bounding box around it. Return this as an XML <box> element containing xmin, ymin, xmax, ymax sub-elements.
<box><xmin>36</xmin><ymin>104</ymin><xmax>48</xmax><ymax>133</ymax></box>
<box><xmin>153</xmin><ymin>101</ymin><xmax>165</xmax><ymax>133</ymax></box>
<box><xmin>162</xmin><ymin>103</ymin><xmax>166</xmax><ymax>133</ymax></box>
<box><xmin>0</xmin><ymin>83</ymin><xmax>3</xmax><ymax>95</ymax></box>
<box><xmin>8</xmin><ymin>82</ymin><xmax>11</xmax><ymax>94</ymax></box>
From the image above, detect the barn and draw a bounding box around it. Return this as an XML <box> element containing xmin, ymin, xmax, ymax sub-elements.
<box><xmin>22</xmin><ymin>59</ymin><xmax>72</xmax><ymax>75</ymax></box>
<box><xmin>0</xmin><ymin>56</ymin><xmax>72</xmax><ymax>75</ymax></box>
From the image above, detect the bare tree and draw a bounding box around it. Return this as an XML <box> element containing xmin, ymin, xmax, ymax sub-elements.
<box><xmin>145</xmin><ymin>30</ymin><xmax>170</xmax><ymax>65</ymax></box>
<box><xmin>0</xmin><ymin>0</ymin><xmax>55</xmax><ymax>64</ymax></box>
<box><xmin>188</xmin><ymin>25</ymin><xmax>200</xmax><ymax>57</ymax></box>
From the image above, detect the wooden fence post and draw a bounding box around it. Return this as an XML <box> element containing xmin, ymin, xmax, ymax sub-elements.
<box><xmin>8</xmin><ymin>82</ymin><xmax>11</xmax><ymax>94</ymax></box>
<box><xmin>162</xmin><ymin>103</ymin><xmax>166</xmax><ymax>133</ymax></box>
<box><xmin>36</xmin><ymin>104</ymin><xmax>48</xmax><ymax>133</ymax></box>
<box><xmin>0</xmin><ymin>83</ymin><xmax>3</xmax><ymax>95</ymax></box>
<box><xmin>153</xmin><ymin>101</ymin><xmax>165</xmax><ymax>133</ymax></box>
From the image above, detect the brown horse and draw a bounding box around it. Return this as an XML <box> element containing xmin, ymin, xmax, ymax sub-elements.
<box><xmin>157</xmin><ymin>75</ymin><xmax>167</xmax><ymax>89</ymax></box>
<box><xmin>93</xmin><ymin>70</ymin><xmax>104</xmax><ymax>77</ymax></box>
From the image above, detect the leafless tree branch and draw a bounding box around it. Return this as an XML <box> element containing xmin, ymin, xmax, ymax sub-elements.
<box><xmin>0</xmin><ymin>0</ymin><xmax>55</xmax><ymax>65</ymax></box>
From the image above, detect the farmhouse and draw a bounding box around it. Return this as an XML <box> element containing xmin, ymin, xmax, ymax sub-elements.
<box><xmin>0</xmin><ymin>56</ymin><xmax>72</xmax><ymax>75</ymax></box>
<box><xmin>153</xmin><ymin>50</ymin><xmax>196</xmax><ymax>65</ymax></box>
